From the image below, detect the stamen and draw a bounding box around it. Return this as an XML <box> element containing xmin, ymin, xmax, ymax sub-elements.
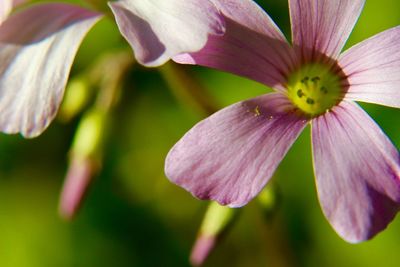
<box><xmin>311</xmin><ymin>77</ymin><xmax>320</xmax><ymax>83</ymax></box>
<box><xmin>297</xmin><ymin>89</ymin><xmax>304</xmax><ymax>98</ymax></box>
<box><xmin>301</xmin><ymin>77</ymin><xmax>309</xmax><ymax>84</ymax></box>
<box><xmin>286</xmin><ymin>63</ymin><xmax>344</xmax><ymax>117</ymax></box>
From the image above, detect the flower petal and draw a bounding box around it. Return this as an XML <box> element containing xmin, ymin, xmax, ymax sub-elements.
<box><xmin>108</xmin><ymin>0</ymin><xmax>225</xmax><ymax>67</ymax></box>
<box><xmin>0</xmin><ymin>0</ymin><xmax>25</xmax><ymax>23</ymax></box>
<box><xmin>289</xmin><ymin>0</ymin><xmax>365</xmax><ymax>61</ymax></box>
<box><xmin>165</xmin><ymin>93</ymin><xmax>308</xmax><ymax>207</ymax></box>
<box><xmin>174</xmin><ymin>0</ymin><xmax>294</xmax><ymax>91</ymax></box>
<box><xmin>339</xmin><ymin>26</ymin><xmax>400</xmax><ymax>108</ymax></box>
<box><xmin>0</xmin><ymin>3</ymin><xmax>101</xmax><ymax>137</ymax></box>
<box><xmin>312</xmin><ymin>101</ymin><xmax>400</xmax><ymax>243</ymax></box>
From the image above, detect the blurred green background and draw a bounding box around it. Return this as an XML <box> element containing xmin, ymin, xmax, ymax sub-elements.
<box><xmin>1</xmin><ymin>0</ymin><xmax>400</xmax><ymax>266</ymax></box>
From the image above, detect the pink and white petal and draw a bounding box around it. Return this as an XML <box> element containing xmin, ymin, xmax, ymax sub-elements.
<box><xmin>0</xmin><ymin>3</ymin><xmax>101</xmax><ymax>137</ymax></box>
<box><xmin>312</xmin><ymin>101</ymin><xmax>400</xmax><ymax>243</ymax></box>
<box><xmin>108</xmin><ymin>0</ymin><xmax>225</xmax><ymax>67</ymax></box>
<box><xmin>289</xmin><ymin>0</ymin><xmax>365</xmax><ymax>61</ymax></box>
<box><xmin>165</xmin><ymin>93</ymin><xmax>308</xmax><ymax>207</ymax></box>
<box><xmin>209</xmin><ymin>0</ymin><xmax>286</xmax><ymax>41</ymax></box>
<box><xmin>339</xmin><ymin>26</ymin><xmax>400</xmax><ymax>108</ymax></box>
<box><xmin>0</xmin><ymin>0</ymin><xmax>25</xmax><ymax>23</ymax></box>
<box><xmin>174</xmin><ymin>0</ymin><xmax>295</xmax><ymax>91</ymax></box>
<box><xmin>0</xmin><ymin>0</ymin><xmax>14</xmax><ymax>22</ymax></box>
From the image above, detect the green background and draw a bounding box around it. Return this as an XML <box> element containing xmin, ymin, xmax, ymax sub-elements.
<box><xmin>0</xmin><ymin>0</ymin><xmax>399</xmax><ymax>266</ymax></box>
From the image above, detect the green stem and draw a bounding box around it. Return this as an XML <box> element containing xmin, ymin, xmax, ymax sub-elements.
<box><xmin>159</xmin><ymin>63</ymin><xmax>220</xmax><ymax>117</ymax></box>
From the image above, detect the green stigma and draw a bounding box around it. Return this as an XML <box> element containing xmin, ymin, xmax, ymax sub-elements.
<box><xmin>286</xmin><ymin>63</ymin><xmax>344</xmax><ymax>117</ymax></box>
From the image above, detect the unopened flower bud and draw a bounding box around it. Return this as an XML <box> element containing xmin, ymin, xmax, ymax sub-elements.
<box><xmin>59</xmin><ymin>108</ymin><xmax>107</xmax><ymax>220</ymax></box>
<box><xmin>190</xmin><ymin>202</ymin><xmax>237</xmax><ymax>266</ymax></box>
<box><xmin>59</xmin><ymin>77</ymin><xmax>91</xmax><ymax>122</ymax></box>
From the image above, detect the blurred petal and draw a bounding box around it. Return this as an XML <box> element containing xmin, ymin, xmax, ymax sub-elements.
<box><xmin>312</xmin><ymin>101</ymin><xmax>400</xmax><ymax>243</ymax></box>
<box><xmin>0</xmin><ymin>1</ymin><xmax>13</xmax><ymax>22</ymax></box>
<box><xmin>0</xmin><ymin>3</ymin><xmax>101</xmax><ymax>137</ymax></box>
<box><xmin>174</xmin><ymin>0</ymin><xmax>294</xmax><ymax>91</ymax></box>
<box><xmin>289</xmin><ymin>0</ymin><xmax>365</xmax><ymax>61</ymax></box>
<box><xmin>0</xmin><ymin>0</ymin><xmax>25</xmax><ymax>23</ymax></box>
<box><xmin>109</xmin><ymin>0</ymin><xmax>225</xmax><ymax>67</ymax></box>
<box><xmin>340</xmin><ymin>26</ymin><xmax>400</xmax><ymax>108</ymax></box>
<box><xmin>165</xmin><ymin>93</ymin><xmax>308</xmax><ymax>207</ymax></box>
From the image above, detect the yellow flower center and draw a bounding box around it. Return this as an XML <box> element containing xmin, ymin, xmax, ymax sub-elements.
<box><xmin>286</xmin><ymin>63</ymin><xmax>345</xmax><ymax>117</ymax></box>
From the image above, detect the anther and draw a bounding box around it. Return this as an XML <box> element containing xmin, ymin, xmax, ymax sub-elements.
<box><xmin>297</xmin><ymin>89</ymin><xmax>304</xmax><ymax>98</ymax></box>
<box><xmin>311</xmin><ymin>77</ymin><xmax>320</xmax><ymax>83</ymax></box>
<box><xmin>320</xmin><ymin>86</ymin><xmax>328</xmax><ymax>94</ymax></box>
<box><xmin>306</xmin><ymin>98</ymin><xmax>315</xmax><ymax>105</ymax></box>
<box><xmin>301</xmin><ymin>77</ymin><xmax>309</xmax><ymax>83</ymax></box>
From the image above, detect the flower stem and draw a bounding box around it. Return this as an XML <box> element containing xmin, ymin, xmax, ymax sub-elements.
<box><xmin>159</xmin><ymin>63</ymin><xmax>220</xmax><ymax>117</ymax></box>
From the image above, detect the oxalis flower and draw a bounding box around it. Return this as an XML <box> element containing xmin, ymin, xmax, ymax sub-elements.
<box><xmin>0</xmin><ymin>0</ymin><xmax>222</xmax><ymax>137</ymax></box>
<box><xmin>116</xmin><ymin>0</ymin><xmax>400</xmax><ymax>242</ymax></box>
<box><xmin>0</xmin><ymin>0</ymin><xmax>222</xmax><ymax>218</ymax></box>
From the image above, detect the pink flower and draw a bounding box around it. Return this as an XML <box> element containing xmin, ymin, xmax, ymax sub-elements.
<box><xmin>0</xmin><ymin>3</ymin><xmax>101</xmax><ymax>137</ymax></box>
<box><xmin>116</xmin><ymin>0</ymin><xmax>400</xmax><ymax>242</ymax></box>
<box><xmin>0</xmin><ymin>0</ymin><xmax>221</xmax><ymax>218</ymax></box>
<box><xmin>0</xmin><ymin>0</ymin><xmax>221</xmax><ymax>137</ymax></box>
